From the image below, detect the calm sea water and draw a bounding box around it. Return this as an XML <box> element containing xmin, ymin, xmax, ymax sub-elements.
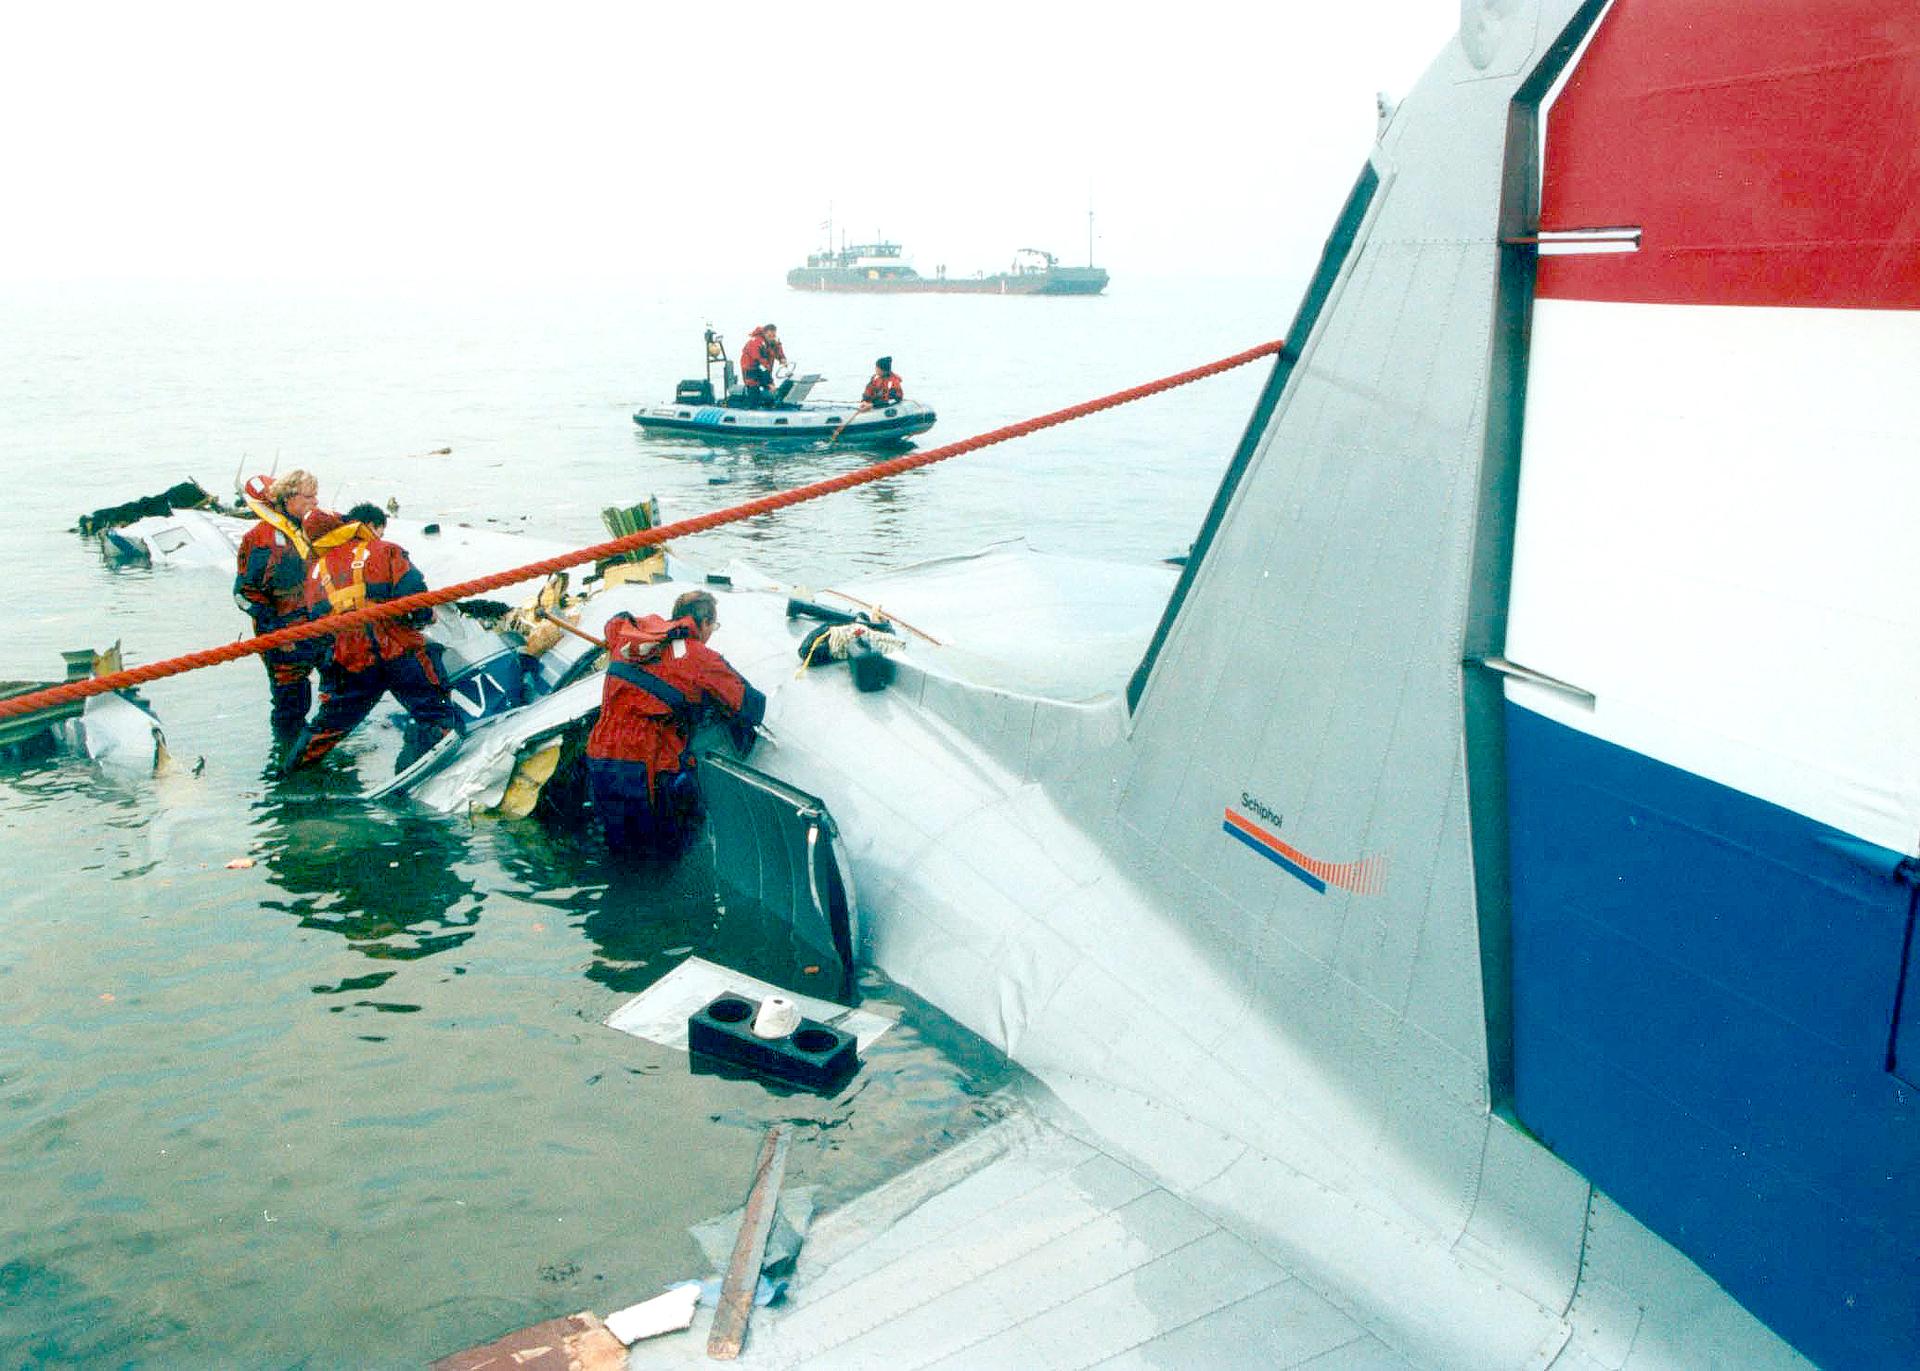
<box><xmin>0</xmin><ymin>271</ymin><xmax>1290</xmax><ymax>1367</ymax></box>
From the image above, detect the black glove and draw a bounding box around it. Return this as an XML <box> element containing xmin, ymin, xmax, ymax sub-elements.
<box><xmin>728</xmin><ymin>719</ymin><xmax>758</xmax><ymax>756</ymax></box>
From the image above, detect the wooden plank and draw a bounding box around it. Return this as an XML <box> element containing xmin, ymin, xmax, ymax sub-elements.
<box><xmin>707</xmin><ymin>1122</ymin><xmax>793</xmax><ymax>1361</ymax></box>
<box><xmin>430</xmin><ymin>1311</ymin><xmax>626</xmax><ymax>1371</ymax></box>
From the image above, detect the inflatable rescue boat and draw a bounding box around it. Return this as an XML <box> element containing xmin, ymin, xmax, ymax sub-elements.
<box><xmin>632</xmin><ymin>329</ymin><xmax>937</xmax><ymax>448</ymax></box>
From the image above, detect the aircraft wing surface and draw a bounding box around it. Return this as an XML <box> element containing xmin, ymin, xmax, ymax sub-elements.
<box><xmin>110</xmin><ymin>507</ymin><xmax>581</xmax><ymax>593</ymax></box>
<box><xmin>772</xmin><ymin>542</ymin><xmax>1177</xmax><ymax>702</ymax></box>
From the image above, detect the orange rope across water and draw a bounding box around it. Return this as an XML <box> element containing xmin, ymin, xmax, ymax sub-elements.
<box><xmin>0</xmin><ymin>340</ymin><xmax>1284</xmax><ymax>722</ymax></box>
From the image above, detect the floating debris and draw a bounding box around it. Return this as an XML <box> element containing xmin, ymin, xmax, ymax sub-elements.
<box><xmin>604</xmin><ymin>1285</ymin><xmax>699</xmax><ymax>1345</ymax></box>
<box><xmin>2</xmin><ymin>645</ymin><xmax>168</xmax><ymax>771</ymax></box>
<box><xmin>604</xmin><ymin>958</ymin><xmax>895</xmax><ymax>1054</ymax></box>
<box><xmin>689</xmin><ymin>993</ymin><xmax>858</xmax><ymax>1093</ymax></box>
<box><xmin>75</xmin><ymin>479</ymin><xmax>227</xmax><ymax>537</ymax></box>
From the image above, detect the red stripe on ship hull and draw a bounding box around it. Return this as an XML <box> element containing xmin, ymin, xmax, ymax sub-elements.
<box><xmin>1537</xmin><ymin>0</ymin><xmax>1920</xmax><ymax>309</ymax></box>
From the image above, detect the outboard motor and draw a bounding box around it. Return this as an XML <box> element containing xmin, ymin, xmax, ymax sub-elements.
<box><xmin>703</xmin><ymin>326</ymin><xmax>740</xmax><ymax>405</ymax></box>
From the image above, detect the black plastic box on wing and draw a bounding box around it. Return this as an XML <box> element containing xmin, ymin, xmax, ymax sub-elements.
<box><xmin>687</xmin><ymin>993</ymin><xmax>860</xmax><ymax>1092</ymax></box>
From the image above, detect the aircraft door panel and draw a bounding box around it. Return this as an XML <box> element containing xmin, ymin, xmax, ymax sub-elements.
<box><xmin>698</xmin><ymin>751</ymin><xmax>857</xmax><ymax>1002</ymax></box>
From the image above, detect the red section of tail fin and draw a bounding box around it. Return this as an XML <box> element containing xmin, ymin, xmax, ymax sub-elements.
<box><xmin>1538</xmin><ymin>0</ymin><xmax>1920</xmax><ymax>308</ymax></box>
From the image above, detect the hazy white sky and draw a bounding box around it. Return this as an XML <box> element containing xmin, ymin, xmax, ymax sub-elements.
<box><xmin>0</xmin><ymin>1</ymin><xmax>1457</xmax><ymax>285</ymax></box>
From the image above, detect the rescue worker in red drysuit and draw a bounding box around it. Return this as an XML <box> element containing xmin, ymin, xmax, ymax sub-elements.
<box><xmin>282</xmin><ymin>503</ymin><xmax>459</xmax><ymax>773</ymax></box>
<box><xmin>860</xmin><ymin>355</ymin><xmax>904</xmax><ymax>407</ymax></box>
<box><xmin>234</xmin><ymin>469</ymin><xmax>325</xmax><ymax>745</ymax></box>
<box><xmin>585</xmin><ymin>589</ymin><xmax>766</xmax><ymax>859</ymax></box>
<box><xmin>738</xmin><ymin>324</ymin><xmax>789</xmax><ymax>407</ymax></box>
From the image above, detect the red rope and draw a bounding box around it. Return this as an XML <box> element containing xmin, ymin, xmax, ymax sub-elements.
<box><xmin>1</xmin><ymin>341</ymin><xmax>1283</xmax><ymax>722</ymax></box>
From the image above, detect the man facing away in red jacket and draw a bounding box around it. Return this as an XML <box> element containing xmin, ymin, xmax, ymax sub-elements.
<box><xmin>585</xmin><ymin>589</ymin><xmax>765</xmax><ymax>859</ymax></box>
<box><xmin>282</xmin><ymin>503</ymin><xmax>458</xmax><ymax>774</ymax></box>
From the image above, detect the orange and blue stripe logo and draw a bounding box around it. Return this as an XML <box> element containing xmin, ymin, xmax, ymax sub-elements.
<box><xmin>1222</xmin><ymin>807</ymin><xmax>1387</xmax><ymax>896</ymax></box>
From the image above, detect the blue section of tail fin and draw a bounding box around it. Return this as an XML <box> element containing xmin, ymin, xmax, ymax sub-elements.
<box><xmin>1506</xmin><ymin>701</ymin><xmax>1920</xmax><ymax>1370</ymax></box>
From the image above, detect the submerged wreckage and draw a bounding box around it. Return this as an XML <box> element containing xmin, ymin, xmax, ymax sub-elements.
<box><xmin>53</xmin><ymin>1</ymin><xmax>1920</xmax><ymax>1365</ymax></box>
<box><xmin>1</xmin><ymin>644</ymin><xmax>169</xmax><ymax>769</ymax></box>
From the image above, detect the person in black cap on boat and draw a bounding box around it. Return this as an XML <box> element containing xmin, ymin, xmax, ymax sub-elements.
<box><xmin>859</xmin><ymin>356</ymin><xmax>903</xmax><ymax>409</ymax></box>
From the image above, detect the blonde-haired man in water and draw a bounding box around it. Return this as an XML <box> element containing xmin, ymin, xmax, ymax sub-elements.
<box><xmin>234</xmin><ymin>468</ymin><xmax>324</xmax><ymax>747</ymax></box>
